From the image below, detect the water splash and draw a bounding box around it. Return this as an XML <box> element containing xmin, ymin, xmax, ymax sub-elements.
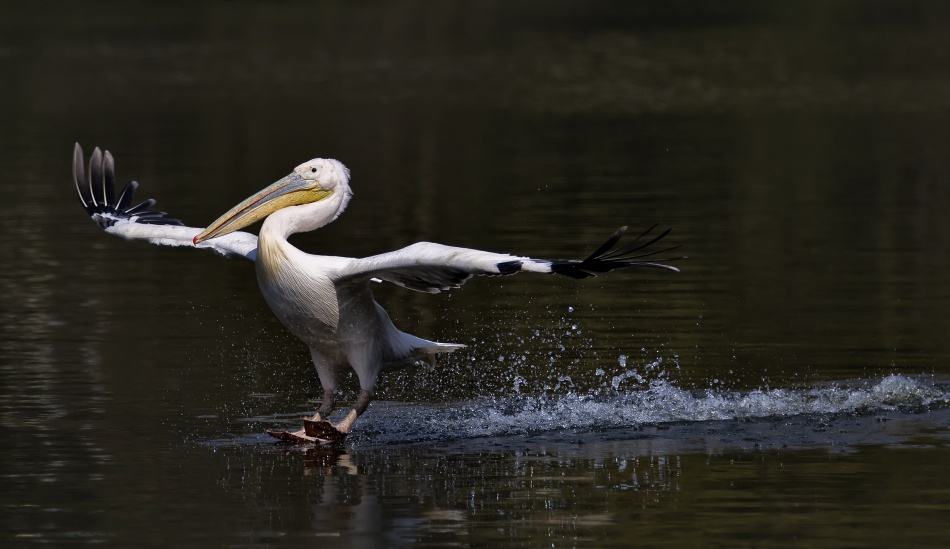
<box><xmin>344</xmin><ymin>374</ymin><xmax>948</xmax><ymax>445</ymax></box>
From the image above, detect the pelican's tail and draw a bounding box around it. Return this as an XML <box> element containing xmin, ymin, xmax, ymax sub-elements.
<box><xmin>384</xmin><ymin>331</ymin><xmax>466</xmax><ymax>372</ymax></box>
<box><xmin>407</xmin><ymin>336</ymin><xmax>466</xmax><ymax>361</ymax></box>
<box><xmin>415</xmin><ymin>341</ymin><xmax>467</xmax><ymax>355</ymax></box>
<box><xmin>411</xmin><ymin>340</ymin><xmax>466</xmax><ymax>370</ymax></box>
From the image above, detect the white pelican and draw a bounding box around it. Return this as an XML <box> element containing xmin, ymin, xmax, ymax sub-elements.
<box><xmin>73</xmin><ymin>143</ymin><xmax>680</xmax><ymax>443</ymax></box>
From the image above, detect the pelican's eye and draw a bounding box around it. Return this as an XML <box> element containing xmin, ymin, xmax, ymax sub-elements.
<box><xmin>310</xmin><ymin>167</ymin><xmax>317</xmax><ymax>173</ymax></box>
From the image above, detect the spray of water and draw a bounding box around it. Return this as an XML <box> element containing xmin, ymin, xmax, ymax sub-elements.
<box><xmin>338</xmin><ymin>374</ymin><xmax>949</xmax><ymax>445</ymax></box>
<box><xmin>225</xmin><ymin>304</ymin><xmax>949</xmax><ymax>447</ymax></box>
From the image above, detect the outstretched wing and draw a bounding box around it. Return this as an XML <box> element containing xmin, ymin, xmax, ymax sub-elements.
<box><xmin>337</xmin><ymin>226</ymin><xmax>680</xmax><ymax>293</ymax></box>
<box><xmin>73</xmin><ymin>143</ymin><xmax>258</xmax><ymax>261</ymax></box>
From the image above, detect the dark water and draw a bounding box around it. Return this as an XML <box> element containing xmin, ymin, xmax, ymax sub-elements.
<box><xmin>2</xmin><ymin>1</ymin><xmax>950</xmax><ymax>546</ymax></box>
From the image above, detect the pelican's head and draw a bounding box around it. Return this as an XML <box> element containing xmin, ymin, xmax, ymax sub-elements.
<box><xmin>194</xmin><ymin>158</ymin><xmax>350</xmax><ymax>244</ymax></box>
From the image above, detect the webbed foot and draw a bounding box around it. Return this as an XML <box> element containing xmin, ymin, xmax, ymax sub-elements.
<box><xmin>303</xmin><ymin>418</ymin><xmax>347</xmax><ymax>443</ymax></box>
<box><xmin>265</xmin><ymin>428</ymin><xmax>318</xmax><ymax>444</ymax></box>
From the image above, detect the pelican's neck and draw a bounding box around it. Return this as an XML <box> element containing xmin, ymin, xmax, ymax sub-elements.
<box><xmin>254</xmin><ymin>193</ymin><xmax>350</xmax><ymax>334</ymax></box>
<box><xmin>260</xmin><ymin>188</ymin><xmax>350</xmax><ymax>241</ymax></box>
<box><xmin>257</xmin><ymin>189</ymin><xmax>351</xmax><ymax>271</ymax></box>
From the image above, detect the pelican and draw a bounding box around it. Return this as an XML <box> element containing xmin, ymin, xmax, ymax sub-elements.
<box><xmin>72</xmin><ymin>143</ymin><xmax>680</xmax><ymax>443</ymax></box>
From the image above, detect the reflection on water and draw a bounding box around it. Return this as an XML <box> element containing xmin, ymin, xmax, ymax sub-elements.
<box><xmin>211</xmin><ymin>407</ymin><xmax>950</xmax><ymax>548</ymax></box>
<box><xmin>204</xmin><ymin>378</ymin><xmax>950</xmax><ymax>547</ymax></box>
<box><xmin>3</xmin><ymin>0</ymin><xmax>950</xmax><ymax>547</ymax></box>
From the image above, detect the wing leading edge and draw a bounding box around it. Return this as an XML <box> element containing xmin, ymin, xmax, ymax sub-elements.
<box><xmin>337</xmin><ymin>226</ymin><xmax>681</xmax><ymax>294</ymax></box>
<box><xmin>73</xmin><ymin>143</ymin><xmax>258</xmax><ymax>260</ymax></box>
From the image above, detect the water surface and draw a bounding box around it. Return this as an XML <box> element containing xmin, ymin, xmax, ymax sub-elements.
<box><xmin>1</xmin><ymin>1</ymin><xmax>949</xmax><ymax>546</ymax></box>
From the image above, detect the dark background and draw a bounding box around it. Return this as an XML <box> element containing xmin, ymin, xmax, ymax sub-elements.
<box><xmin>1</xmin><ymin>1</ymin><xmax>949</xmax><ymax>546</ymax></box>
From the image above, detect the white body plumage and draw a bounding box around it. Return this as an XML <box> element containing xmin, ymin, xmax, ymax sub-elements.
<box><xmin>73</xmin><ymin>143</ymin><xmax>679</xmax><ymax>441</ymax></box>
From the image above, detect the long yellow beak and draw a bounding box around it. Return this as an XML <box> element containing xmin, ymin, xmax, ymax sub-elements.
<box><xmin>193</xmin><ymin>172</ymin><xmax>332</xmax><ymax>245</ymax></box>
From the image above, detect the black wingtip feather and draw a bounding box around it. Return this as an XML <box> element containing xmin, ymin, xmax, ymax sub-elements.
<box><xmin>550</xmin><ymin>225</ymin><xmax>682</xmax><ymax>279</ymax></box>
<box><xmin>72</xmin><ymin>143</ymin><xmax>184</xmax><ymax>228</ymax></box>
<box><xmin>116</xmin><ymin>180</ymin><xmax>138</xmax><ymax>211</ymax></box>
<box><xmin>89</xmin><ymin>147</ymin><xmax>103</xmax><ymax>209</ymax></box>
<box><xmin>585</xmin><ymin>226</ymin><xmax>628</xmax><ymax>261</ymax></box>
<box><xmin>73</xmin><ymin>143</ymin><xmax>93</xmax><ymax>212</ymax></box>
<box><xmin>103</xmin><ymin>151</ymin><xmax>116</xmax><ymax>206</ymax></box>
<box><xmin>126</xmin><ymin>198</ymin><xmax>157</xmax><ymax>214</ymax></box>
<box><xmin>600</xmin><ymin>226</ymin><xmax>669</xmax><ymax>260</ymax></box>
<box><xmin>496</xmin><ymin>260</ymin><xmax>523</xmax><ymax>275</ymax></box>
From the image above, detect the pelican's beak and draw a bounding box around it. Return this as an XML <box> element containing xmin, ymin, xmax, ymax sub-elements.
<box><xmin>193</xmin><ymin>172</ymin><xmax>332</xmax><ymax>245</ymax></box>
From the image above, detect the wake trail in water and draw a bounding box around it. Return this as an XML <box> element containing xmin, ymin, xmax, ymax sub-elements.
<box><xmin>341</xmin><ymin>374</ymin><xmax>949</xmax><ymax>445</ymax></box>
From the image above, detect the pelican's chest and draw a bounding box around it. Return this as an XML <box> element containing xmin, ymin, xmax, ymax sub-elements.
<box><xmin>255</xmin><ymin>238</ymin><xmax>340</xmax><ymax>341</ymax></box>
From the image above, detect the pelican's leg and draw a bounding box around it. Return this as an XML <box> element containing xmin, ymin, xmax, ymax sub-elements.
<box><xmin>268</xmin><ymin>348</ymin><xmax>341</xmax><ymax>443</ymax></box>
<box><xmin>308</xmin><ymin>347</ymin><xmax>339</xmax><ymax>422</ymax></box>
<box><xmin>298</xmin><ymin>347</ymin><xmax>356</xmax><ymax>443</ymax></box>
<box><xmin>298</xmin><ymin>346</ymin><xmax>379</xmax><ymax>441</ymax></box>
<box><xmin>311</xmin><ymin>389</ymin><xmax>336</xmax><ymax>422</ymax></box>
<box><xmin>335</xmin><ymin>389</ymin><xmax>374</xmax><ymax>434</ymax></box>
<box><xmin>331</xmin><ymin>345</ymin><xmax>380</xmax><ymax>434</ymax></box>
